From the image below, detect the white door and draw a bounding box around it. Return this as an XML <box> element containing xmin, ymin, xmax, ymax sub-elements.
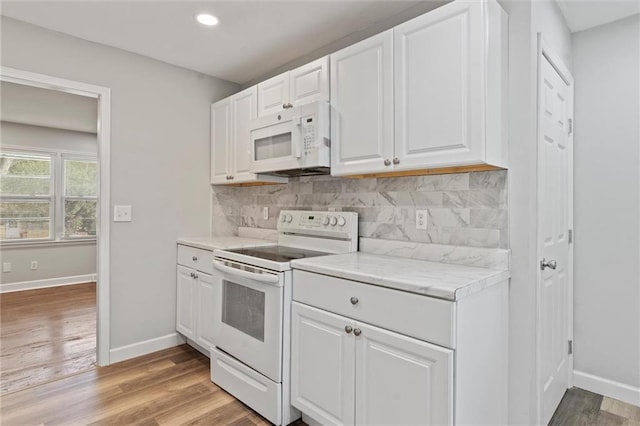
<box><xmin>257</xmin><ymin>72</ymin><xmax>290</xmax><ymax>117</ymax></box>
<box><xmin>176</xmin><ymin>265</ymin><xmax>195</xmax><ymax>339</ymax></box>
<box><xmin>210</xmin><ymin>98</ymin><xmax>232</xmax><ymax>184</ymax></box>
<box><xmin>290</xmin><ymin>56</ymin><xmax>329</xmax><ymax>107</ymax></box>
<box><xmin>538</xmin><ymin>52</ymin><xmax>573</xmax><ymax>425</ymax></box>
<box><xmin>355</xmin><ymin>322</ymin><xmax>453</xmax><ymax>426</ymax></box>
<box><xmin>231</xmin><ymin>86</ymin><xmax>258</xmax><ymax>183</ymax></box>
<box><xmin>394</xmin><ymin>1</ymin><xmax>484</xmax><ymax>170</ymax></box>
<box><xmin>195</xmin><ymin>272</ymin><xmax>215</xmax><ymax>350</ymax></box>
<box><xmin>330</xmin><ymin>30</ymin><xmax>394</xmax><ymax>176</ymax></box>
<box><xmin>290</xmin><ymin>302</ymin><xmax>355</xmax><ymax>426</ymax></box>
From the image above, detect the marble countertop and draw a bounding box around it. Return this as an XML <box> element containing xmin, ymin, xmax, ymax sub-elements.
<box><xmin>291</xmin><ymin>252</ymin><xmax>510</xmax><ymax>301</ymax></box>
<box><xmin>177</xmin><ymin>236</ymin><xmax>274</xmax><ymax>251</ymax></box>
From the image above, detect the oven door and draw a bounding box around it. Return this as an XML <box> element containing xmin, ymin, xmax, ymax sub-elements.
<box><xmin>212</xmin><ymin>258</ymin><xmax>283</xmax><ymax>383</ymax></box>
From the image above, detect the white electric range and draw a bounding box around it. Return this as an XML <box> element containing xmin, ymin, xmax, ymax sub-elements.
<box><xmin>209</xmin><ymin>210</ymin><xmax>359</xmax><ymax>426</ymax></box>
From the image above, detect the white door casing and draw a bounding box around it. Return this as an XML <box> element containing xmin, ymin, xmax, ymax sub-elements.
<box><xmin>537</xmin><ymin>36</ymin><xmax>574</xmax><ymax>425</ymax></box>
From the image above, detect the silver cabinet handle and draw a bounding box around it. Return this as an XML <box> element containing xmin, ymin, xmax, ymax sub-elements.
<box><xmin>190</xmin><ymin>272</ymin><xmax>195</xmax><ymax>278</ymax></box>
<box><xmin>393</xmin><ymin>157</ymin><xmax>400</xmax><ymax>165</ymax></box>
<box><xmin>345</xmin><ymin>325</ymin><xmax>353</xmax><ymax>334</ymax></box>
<box><xmin>192</xmin><ymin>255</ymin><xmax>198</xmax><ymax>261</ymax></box>
<box><xmin>384</xmin><ymin>159</ymin><xmax>391</xmax><ymax>166</ymax></box>
<box><xmin>350</xmin><ymin>297</ymin><xmax>359</xmax><ymax>305</ymax></box>
<box><xmin>353</xmin><ymin>328</ymin><xmax>362</xmax><ymax>336</ymax></box>
<box><xmin>540</xmin><ymin>258</ymin><xmax>557</xmax><ymax>270</ymax></box>
<box><xmin>282</xmin><ymin>103</ymin><xmax>287</xmax><ymax>109</ymax></box>
<box><xmin>193</xmin><ymin>273</ymin><xmax>198</xmax><ymax>279</ymax></box>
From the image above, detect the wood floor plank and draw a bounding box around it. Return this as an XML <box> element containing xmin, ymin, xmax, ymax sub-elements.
<box><xmin>0</xmin><ymin>282</ymin><xmax>97</xmax><ymax>395</ymax></box>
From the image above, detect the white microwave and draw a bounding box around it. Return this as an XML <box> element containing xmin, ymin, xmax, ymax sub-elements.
<box><xmin>249</xmin><ymin>101</ymin><xmax>330</xmax><ymax>177</ymax></box>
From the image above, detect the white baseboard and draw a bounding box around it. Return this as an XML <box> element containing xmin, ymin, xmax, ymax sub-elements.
<box><xmin>574</xmin><ymin>370</ymin><xmax>640</xmax><ymax>407</ymax></box>
<box><xmin>0</xmin><ymin>274</ymin><xmax>96</xmax><ymax>293</ymax></box>
<box><xmin>109</xmin><ymin>333</ymin><xmax>186</xmax><ymax>364</ymax></box>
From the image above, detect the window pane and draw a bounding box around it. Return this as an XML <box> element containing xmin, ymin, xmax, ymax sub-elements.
<box><xmin>0</xmin><ymin>201</ymin><xmax>51</xmax><ymax>240</ymax></box>
<box><xmin>0</xmin><ymin>154</ymin><xmax>51</xmax><ymax>196</ymax></box>
<box><xmin>64</xmin><ymin>159</ymin><xmax>97</xmax><ymax>197</ymax></box>
<box><xmin>64</xmin><ymin>200</ymin><xmax>97</xmax><ymax>238</ymax></box>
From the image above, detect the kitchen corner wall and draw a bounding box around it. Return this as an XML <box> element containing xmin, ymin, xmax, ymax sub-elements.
<box><xmin>212</xmin><ymin>170</ymin><xmax>508</xmax><ymax>249</ymax></box>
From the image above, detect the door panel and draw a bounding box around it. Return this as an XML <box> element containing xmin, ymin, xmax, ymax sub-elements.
<box><xmin>176</xmin><ymin>265</ymin><xmax>195</xmax><ymax>339</ymax></box>
<box><xmin>539</xmin><ymin>55</ymin><xmax>572</xmax><ymax>425</ymax></box>
<box><xmin>290</xmin><ymin>56</ymin><xmax>329</xmax><ymax>107</ymax></box>
<box><xmin>258</xmin><ymin>72</ymin><xmax>289</xmax><ymax>117</ymax></box>
<box><xmin>394</xmin><ymin>1</ymin><xmax>483</xmax><ymax>169</ymax></box>
<box><xmin>291</xmin><ymin>302</ymin><xmax>355</xmax><ymax>426</ymax></box>
<box><xmin>355</xmin><ymin>322</ymin><xmax>453</xmax><ymax>425</ymax></box>
<box><xmin>231</xmin><ymin>86</ymin><xmax>258</xmax><ymax>182</ymax></box>
<box><xmin>196</xmin><ymin>272</ymin><xmax>215</xmax><ymax>350</ymax></box>
<box><xmin>330</xmin><ymin>30</ymin><xmax>394</xmax><ymax>176</ymax></box>
<box><xmin>210</xmin><ymin>99</ymin><xmax>231</xmax><ymax>184</ymax></box>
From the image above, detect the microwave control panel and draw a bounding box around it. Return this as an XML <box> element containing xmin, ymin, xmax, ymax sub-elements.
<box><xmin>302</xmin><ymin>115</ymin><xmax>316</xmax><ymax>154</ymax></box>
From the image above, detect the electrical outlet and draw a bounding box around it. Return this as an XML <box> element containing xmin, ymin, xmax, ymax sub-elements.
<box><xmin>114</xmin><ymin>205</ymin><xmax>132</xmax><ymax>222</ymax></box>
<box><xmin>30</xmin><ymin>261</ymin><xmax>38</xmax><ymax>270</ymax></box>
<box><xmin>2</xmin><ymin>262</ymin><xmax>11</xmax><ymax>273</ymax></box>
<box><xmin>416</xmin><ymin>210</ymin><xmax>428</xmax><ymax>230</ymax></box>
<box><xmin>263</xmin><ymin>207</ymin><xmax>269</xmax><ymax>220</ymax></box>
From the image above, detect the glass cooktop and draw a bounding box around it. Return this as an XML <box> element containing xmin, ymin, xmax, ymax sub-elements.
<box><xmin>225</xmin><ymin>245</ymin><xmax>330</xmax><ymax>263</ymax></box>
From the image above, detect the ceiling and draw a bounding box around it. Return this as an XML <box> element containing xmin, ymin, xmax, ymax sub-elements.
<box><xmin>0</xmin><ymin>1</ymin><xmax>431</xmax><ymax>84</ymax></box>
<box><xmin>556</xmin><ymin>0</ymin><xmax>639</xmax><ymax>33</ymax></box>
<box><xmin>2</xmin><ymin>1</ymin><xmax>637</xmax><ymax>85</ymax></box>
<box><xmin>1</xmin><ymin>81</ymin><xmax>98</xmax><ymax>133</ymax></box>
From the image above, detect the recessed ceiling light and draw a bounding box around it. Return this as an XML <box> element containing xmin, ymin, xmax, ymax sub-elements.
<box><xmin>196</xmin><ymin>13</ymin><xmax>219</xmax><ymax>26</ymax></box>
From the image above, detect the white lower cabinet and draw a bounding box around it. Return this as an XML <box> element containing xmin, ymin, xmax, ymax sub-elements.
<box><xmin>176</xmin><ymin>244</ymin><xmax>216</xmax><ymax>353</ymax></box>
<box><xmin>291</xmin><ymin>302</ymin><xmax>453</xmax><ymax>426</ymax></box>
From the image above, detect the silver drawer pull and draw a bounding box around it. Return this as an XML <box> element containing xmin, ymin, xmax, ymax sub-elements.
<box><xmin>350</xmin><ymin>297</ymin><xmax>359</xmax><ymax>305</ymax></box>
<box><xmin>344</xmin><ymin>325</ymin><xmax>353</xmax><ymax>334</ymax></box>
<box><xmin>192</xmin><ymin>255</ymin><xmax>198</xmax><ymax>261</ymax></box>
<box><xmin>353</xmin><ymin>328</ymin><xmax>362</xmax><ymax>336</ymax></box>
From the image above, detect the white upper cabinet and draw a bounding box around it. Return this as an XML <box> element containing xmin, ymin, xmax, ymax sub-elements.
<box><xmin>257</xmin><ymin>56</ymin><xmax>329</xmax><ymax>117</ymax></box>
<box><xmin>211</xmin><ymin>86</ymin><xmax>287</xmax><ymax>185</ymax></box>
<box><xmin>331</xmin><ymin>0</ymin><xmax>507</xmax><ymax>176</ymax></box>
<box><xmin>330</xmin><ymin>30</ymin><xmax>394</xmax><ymax>176</ymax></box>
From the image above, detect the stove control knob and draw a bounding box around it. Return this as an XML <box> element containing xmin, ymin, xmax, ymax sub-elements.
<box><xmin>285</xmin><ymin>214</ymin><xmax>293</xmax><ymax>223</ymax></box>
<box><xmin>337</xmin><ymin>216</ymin><xmax>346</xmax><ymax>227</ymax></box>
<box><xmin>281</xmin><ymin>214</ymin><xmax>287</xmax><ymax>223</ymax></box>
<box><xmin>322</xmin><ymin>216</ymin><xmax>330</xmax><ymax>226</ymax></box>
<box><xmin>329</xmin><ymin>216</ymin><xmax>338</xmax><ymax>226</ymax></box>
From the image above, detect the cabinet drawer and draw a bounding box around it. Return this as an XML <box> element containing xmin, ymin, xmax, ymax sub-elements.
<box><xmin>177</xmin><ymin>244</ymin><xmax>213</xmax><ymax>274</ymax></box>
<box><xmin>293</xmin><ymin>270</ymin><xmax>456</xmax><ymax>348</ymax></box>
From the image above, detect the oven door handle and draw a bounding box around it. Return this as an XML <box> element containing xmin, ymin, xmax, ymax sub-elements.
<box><xmin>212</xmin><ymin>260</ymin><xmax>280</xmax><ymax>284</ymax></box>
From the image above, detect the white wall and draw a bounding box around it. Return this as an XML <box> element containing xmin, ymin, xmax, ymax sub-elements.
<box><xmin>1</xmin><ymin>16</ymin><xmax>239</xmax><ymax>351</ymax></box>
<box><xmin>572</xmin><ymin>14</ymin><xmax>640</xmax><ymax>393</ymax></box>
<box><xmin>1</xmin><ymin>121</ymin><xmax>97</xmax><ymax>152</ymax></box>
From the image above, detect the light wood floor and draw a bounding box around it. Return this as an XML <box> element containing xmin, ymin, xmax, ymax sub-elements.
<box><xmin>0</xmin><ymin>283</ymin><xmax>96</xmax><ymax>395</ymax></box>
<box><xmin>550</xmin><ymin>387</ymin><xmax>640</xmax><ymax>425</ymax></box>
<box><xmin>0</xmin><ymin>344</ymin><xmax>277</xmax><ymax>425</ymax></box>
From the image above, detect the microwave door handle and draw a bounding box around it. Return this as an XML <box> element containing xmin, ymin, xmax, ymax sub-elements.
<box><xmin>292</xmin><ymin>115</ymin><xmax>302</xmax><ymax>158</ymax></box>
<box><xmin>213</xmin><ymin>260</ymin><xmax>280</xmax><ymax>284</ymax></box>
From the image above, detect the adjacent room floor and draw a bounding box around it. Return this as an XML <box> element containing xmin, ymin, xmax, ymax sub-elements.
<box><xmin>0</xmin><ymin>282</ymin><xmax>96</xmax><ymax>395</ymax></box>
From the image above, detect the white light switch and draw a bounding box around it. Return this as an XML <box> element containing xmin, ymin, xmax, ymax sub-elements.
<box><xmin>114</xmin><ymin>205</ymin><xmax>132</xmax><ymax>222</ymax></box>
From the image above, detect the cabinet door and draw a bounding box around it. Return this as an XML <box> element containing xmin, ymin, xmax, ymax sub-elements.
<box><xmin>330</xmin><ymin>30</ymin><xmax>394</xmax><ymax>176</ymax></box>
<box><xmin>257</xmin><ymin>72</ymin><xmax>290</xmax><ymax>117</ymax></box>
<box><xmin>291</xmin><ymin>302</ymin><xmax>355</xmax><ymax>426</ymax></box>
<box><xmin>394</xmin><ymin>1</ymin><xmax>484</xmax><ymax>170</ymax></box>
<box><xmin>290</xmin><ymin>56</ymin><xmax>329</xmax><ymax>107</ymax></box>
<box><xmin>195</xmin><ymin>272</ymin><xmax>216</xmax><ymax>351</ymax></box>
<box><xmin>231</xmin><ymin>86</ymin><xmax>258</xmax><ymax>183</ymax></box>
<box><xmin>176</xmin><ymin>265</ymin><xmax>195</xmax><ymax>339</ymax></box>
<box><xmin>210</xmin><ymin>98</ymin><xmax>232</xmax><ymax>184</ymax></box>
<box><xmin>355</xmin><ymin>322</ymin><xmax>453</xmax><ymax>426</ymax></box>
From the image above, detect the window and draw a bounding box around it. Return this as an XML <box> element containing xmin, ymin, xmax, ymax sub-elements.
<box><xmin>0</xmin><ymin>149</ymin><xmax>97</xmax><ymax>243</ymax></box>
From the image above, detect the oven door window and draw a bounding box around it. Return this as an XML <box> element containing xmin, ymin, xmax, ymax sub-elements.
<box><xmin>221</xmin><ymin>280</ymin><xmax>265</xmax><ymax>342</ymax></box>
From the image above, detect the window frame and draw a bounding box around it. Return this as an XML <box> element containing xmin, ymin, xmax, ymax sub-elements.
<box><xmin>60</xmin><ymin>154</ymin><xmax>98</xmax><ymax>240</ymax></box>
<box><xmin>1</xmin><ymin>146</ymin><xmax>97</xmax><ymax>245</ymax></box>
